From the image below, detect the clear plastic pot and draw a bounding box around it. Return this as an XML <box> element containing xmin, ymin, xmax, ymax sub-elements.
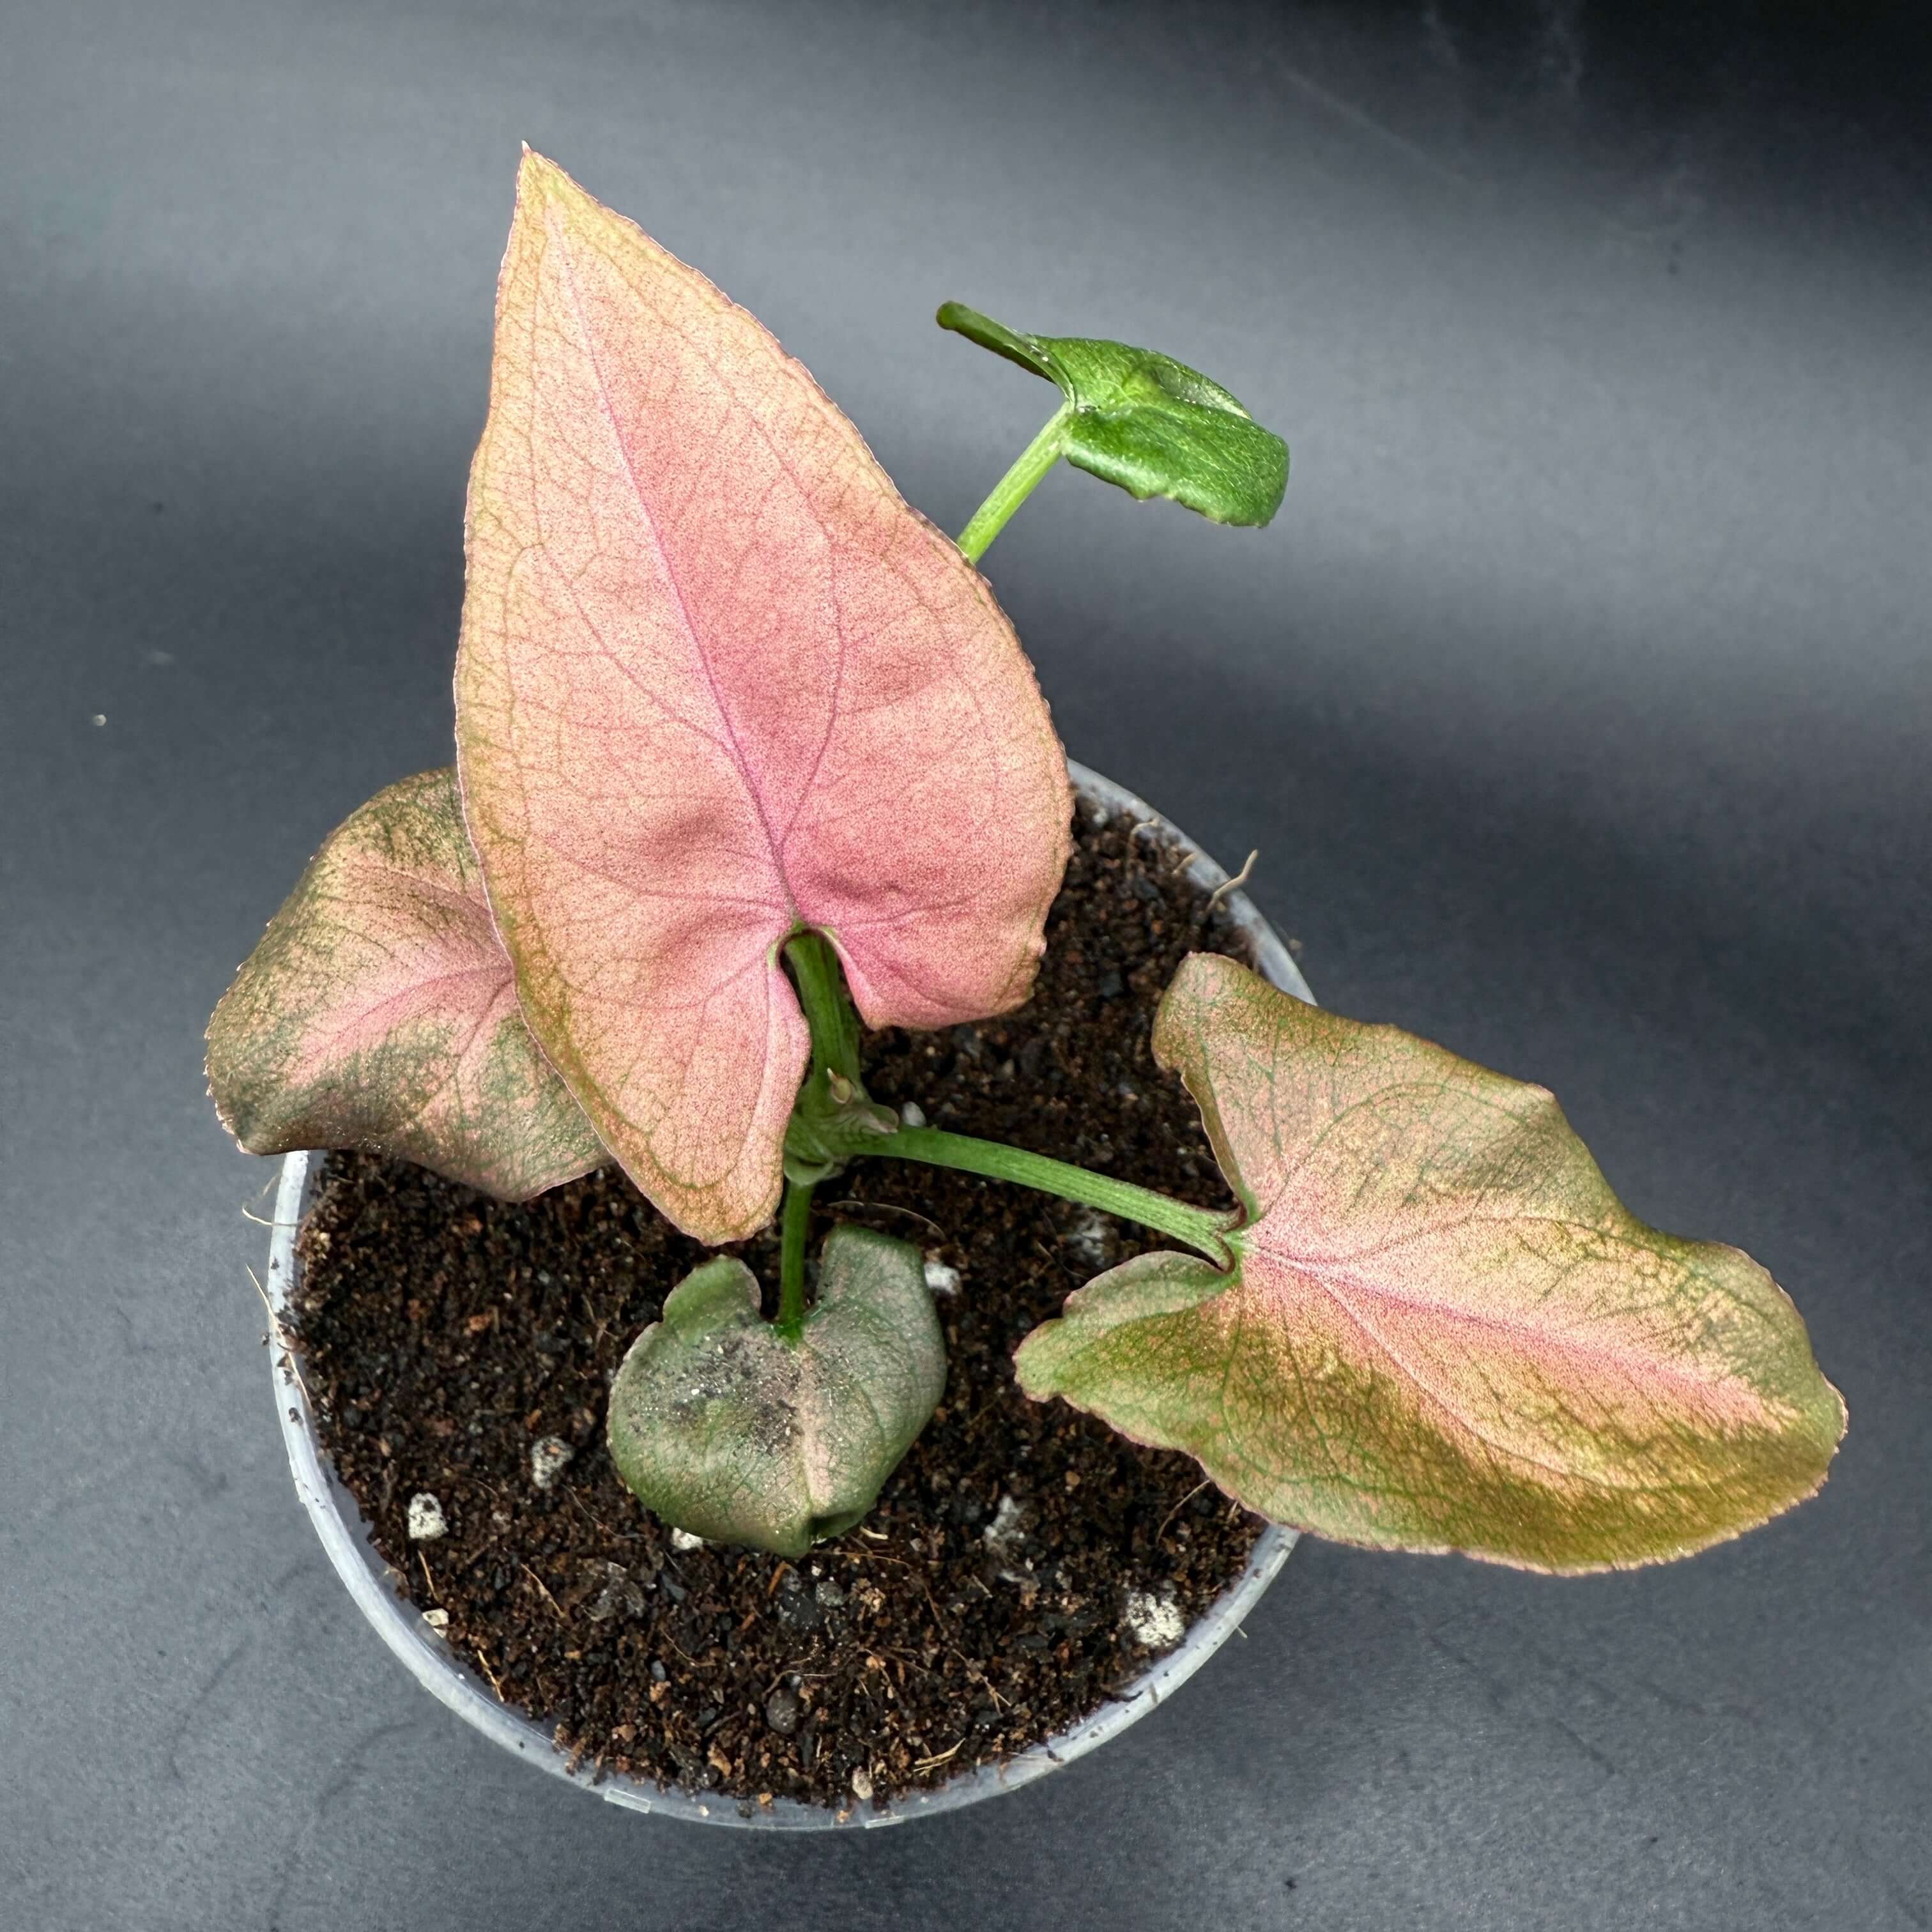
<box><xmin>262</xmin><ymin>761</ymin><xmax>1314</xmax><ymax>1828</ymax></box>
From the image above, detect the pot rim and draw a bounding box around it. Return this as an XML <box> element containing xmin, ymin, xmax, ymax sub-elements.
<box><xmin>262</xmin><ymin>758</ymin><xmax>1313</xmax><ymax>1830</ymax></box>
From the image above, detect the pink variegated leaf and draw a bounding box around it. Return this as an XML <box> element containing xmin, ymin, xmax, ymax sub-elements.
<box><xmin>1017</xmin><ymin>953</ymin><xmax>1845</xmax><ymax>1572</ymax></box>
<box><xmin>455</xmin><ymin>152</ymin><xmax>1070</xmax><ymax>1245</ymax></box>
<box><xmin>206</xmin><ymin>769</ymin><xmax>603</xmax><ymax>1201</ymax></box>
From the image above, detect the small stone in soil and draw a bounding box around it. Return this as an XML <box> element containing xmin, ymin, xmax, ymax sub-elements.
<box><xmin>1062</xmin><ymin>1208</ymin><xmax>1114</xmax><ymax>1269</ymax></box>
<box><xmin>983</xmin><ymin>1494</ymin><xmax>1029</xmax><ymax>1560</ymax></box>
<box><xmin>765</xmin><ymin>1687</ymin><xmax>801</xmax><ymax>1736</ymax></box>
<box><xmin>899</xmin><ymin>1101</ymin><xmax>926</xmax><ymax>1128</ymax></box>
<box><xmin>588</xmin><ymin>1562</ymin><xmax>647</xmax><ymax>1622</ymax></box>
<box><xmin>923</xmin><ymin>1257</ymin><xmax>961</xmax><ymax>1297</ymax></box>
<box><xmin>850</xmin><ymin>1767</ymin><xmax>874</xmax><ymax>1802</ymax></box>
<box><xmin>776</xmin><ymin>1582</ymin><xmax>822</xmax><ymax>1632</ymax></box>
<box><xmin>670</xmin><ymin>1527</ymin><xmax>704</xmax><ymax>1552</ymax></box>
<box><xmin>1123</xmin><ymin>1588</ymin><xmax>1186</xmax><ymax>1650</ymax></box>
<box><xmin>423</xmin><ymin>1607</ymin><xmax>450</xmax><ymax>1632</ymax></box>
<box><xmin>530</xmin><ymin>1436</ymin><xmax>574</xmax><ymax>1491</ymax></box>
<box><xmin>406</xmin><ymin>1492</ymin><xmax>447</xmax><ymax>1540</ymax></box>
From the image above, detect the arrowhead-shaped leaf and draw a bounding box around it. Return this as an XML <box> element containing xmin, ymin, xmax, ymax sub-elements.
<box><xmin>606</xmin><ymin>1225</ymin><xmax>946</xmax><ymax>1558</ymax></box>
<box><xmin>1016</xmin><ymin>954</ymin><xmax>1846</xmax><ymax>1572</ymax></box>
<box><xmin>457</xmin><ymin>153</ymin><xmax>1070</xmax><ymax>1245</ymax></box>
<box><xmin>937</xmin><ymin>302</ymin><xmax>1288</xmax><ymax>526</ymax></box>
<box><xmin>206</xmin><ymin>769</ymin><xmax>603</xmax><ymax>1201</ymax></box>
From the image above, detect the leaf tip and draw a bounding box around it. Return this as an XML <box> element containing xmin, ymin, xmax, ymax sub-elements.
<box><xmin>513</xmin><ymin>146</ymin><xmax>588</xmax><ymax>226</ymax></box>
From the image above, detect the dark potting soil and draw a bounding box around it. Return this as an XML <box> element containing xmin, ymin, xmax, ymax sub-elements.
<box><xmin>293</xmin><ymin>797</ymin><xmax>1286</xmax><ymax>1812</ymax></box>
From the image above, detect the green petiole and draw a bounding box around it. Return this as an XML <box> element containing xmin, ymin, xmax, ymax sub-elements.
<box><xmin>778</xmin><ymin>914</ymin><xmax>1240</xmax><ymax>1324</ymax></box>
<box><xmin>954</xmin><ymin>404</ymin><xmax>1070</xmax><ymax>565</ymax></box>
<box><xmin>776</xmin><ymin>1173</ymin><xmax>815</xmax><ymax>1341</ymax></box>
<box><xmin>862</xmin><ymin>1124</ymin><xmax>1236</xmax><ymax>1268</ymax></box>
<box><xmin>783</xmin><ymin>930</ymin><xmax>863</xmax><ymax>1087</ymax></box>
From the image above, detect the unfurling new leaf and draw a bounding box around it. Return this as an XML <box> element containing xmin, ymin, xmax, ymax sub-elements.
<box><xmin>1016</xmin><ymin>954</ymin><xmax>1845</xmax><ymax>1573</ymax></box>
<box><xmin>938</xmin><ymin>301</ymin><xmax>1288</xmax><ymax>526</ymax></box>
<box><xmin>606</xmin><ymin>1225</ymin><xmax>946</xmax><ymax>1558</ymax></box>
<box><xmin>205</xmin><ymin>769</ymin><xmax>603</xmax><ymax>1201</ymax></box>
<box><xmin>457</xmin><ymin>153</ymin><xmax>1071</xmax><ymax>1246</ymax></box>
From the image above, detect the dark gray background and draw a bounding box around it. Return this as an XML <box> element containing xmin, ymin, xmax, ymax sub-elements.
<box><xmin>3</xmin><ymin>2</ymin><xmax>1928</xmax><ymax>1926</ymax></box>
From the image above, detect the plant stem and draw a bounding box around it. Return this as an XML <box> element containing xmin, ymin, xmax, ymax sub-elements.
<box><xmin>955</xmin><ymin>405</ymin><xmax>1070</xmax><ymax>565</ymax></box>
<box><xmin>865</xmin><ymin>1126</ymin><xmax>1237</xmax><ymax>1267</ymax></box>
<box><xmin>783</xmin><ymin>930</ymin><xmax>862</xmax><ymax>1085</ymax></box>
<box><xmin>783</xmin><ymin>929</ymin><xmax>1236</xmax><ymax>1275</ymax></box>
<box><xmin>776</xmin><ymin>1175</ymin><xmax>815</xmax><ymax>1340</ymax></box>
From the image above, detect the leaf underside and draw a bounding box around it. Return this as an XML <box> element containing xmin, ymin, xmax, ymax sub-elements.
<box><xmin>606</xmin><ymin>1224</ymin><xmax>947</xmax><ymax>1557</ymax></box>
<box><xmin>1016</xmin><ymin>954</ymin><xmax>1845</xmax><ymax>1573</ymax></box>
<box><xmin>937</xmin><ymin>301</ymin><xmax>1287</xmax><ymax>526</ymax></box>
<box><xmin>205</xmin><ymin>769</ymin><xmax>603</xmax><ymax>1201</ymax></box>
<box><xmin>457</xmin><ymin>153</ymin><xmax>1071</xmax><ymax>1245</ymax></box>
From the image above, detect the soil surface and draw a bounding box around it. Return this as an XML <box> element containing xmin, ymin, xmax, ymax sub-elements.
<box><xmin>293</xmin><ymin>798</ymin><xmax>1284</xmax><ymax>1813</ymax></box>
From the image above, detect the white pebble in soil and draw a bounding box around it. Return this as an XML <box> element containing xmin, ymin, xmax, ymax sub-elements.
<box><xmin>923</xmin><ymin>1256</ymin><xmax>961</xmax><ymax>1298</ymax></box>
<box><xmin>529</xmin><ymin>1436</ymin><xmax>574</xmax><ymax>1491</ymax></box>
<box><xmin>899</xmin><ymin>1101</ymin><xmax>927</xmax><ymax>1129</ymax></box>
<box><xmin>407</xmin><ymin>1492</ymin><xmax>447</xmax><ymax>1541</ymax></box>
<box><xmin>850</xmin><ymin>1767</ymin><xmax>875</xmax><ymax>1802</ymax></box>
<box><xmin>1123</xmin><ymin>1588</ymin><xmax>1186</xmax><ymax>1651</ymax></box>
<box><xmin>982</xmin><ymin>1494</ymin><xmax>1029</xmax><ymax>1558</ymax></box>
<box><xmin>670</xmin><ymin>1528</ymin><xmax>705</xmax><ymax>1552</ymax></box>
<box><xmin>1061</xmin><ymin>1207</ymin><xmax>1114</xmax><ymax>1270</ymax></box>
<box><xmin>982</xmin><ymin>1493</ymin><xmax>1036</xmax><ymax>1583</ymax></box>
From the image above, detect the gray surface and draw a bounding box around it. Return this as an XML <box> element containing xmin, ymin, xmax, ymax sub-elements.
<box><xmin>2</xmin><ymin>3</ymin><xmax>1927</xmax><ymax>1926</ymax></box>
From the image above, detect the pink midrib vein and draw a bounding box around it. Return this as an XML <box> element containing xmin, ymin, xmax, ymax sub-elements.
<box><xmin>1245</xmin><ymin>1219</ymin><xmax>1766</xmax><ymax>1476</ymax></box>
<box><xmin>305</xmin><ymin>962</ymin><xmax>509</xmax><ymax>1066</ymax></box>
<box><xmin>551</xmin><ymin>216</ymin><xmax>803</xmax><ymax>933</ymax></box>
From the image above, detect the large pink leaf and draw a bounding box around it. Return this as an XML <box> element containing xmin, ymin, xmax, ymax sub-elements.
<box><xmin>1017</xmin><ymin>954</ymin><xmax>1846</xmax><ymax>1572</ymax></box>
<box><xmin>206</xmin><ymin>769</ymin><xmax>603</xmax><ymax>1201</ymax></box>
<box><xmin>456</xmin><ymin>151</ymin><xmax>1070</xmax><ymax>1245</ymax></box>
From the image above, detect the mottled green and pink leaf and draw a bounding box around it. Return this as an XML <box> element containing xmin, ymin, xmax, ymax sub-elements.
<box><xmin>456</xmin><ymin>153</ymin><xmax>1070</xmax><ymax>1245</ymax></box>
<box><xmin>206</xmin><ymin>769</ymin><xmax>602</xmax><ymax>1200</ymax></box>
<box><xmin>1017</xmin><ymin>954</ymin><xmax>1845</xmax><ymax>1572</ymax></box>
<box><xmin>606</xmin><ymin>1225</ymin><xmax>946</xmax><ymax>1558</ymax></box>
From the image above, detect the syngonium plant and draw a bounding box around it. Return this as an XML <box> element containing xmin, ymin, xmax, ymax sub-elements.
<box><xmin>208</xmin><ymin>151</ymin><xmax>1844</xmax><ymax>1570</ymax></box>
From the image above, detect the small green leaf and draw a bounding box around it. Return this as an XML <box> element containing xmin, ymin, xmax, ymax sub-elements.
<box><xmin>1016</xmin><ymin>954</ymin><xmax>1845</xmax><ymax>1573</ymax></box>
<box><xmin>938</xmin><ymin>300</ymin><xmax>1288</xmax><ymax>526</ymax></box>
<box><xmin>606</xmin><ymin>1225</ymin><xmax>946</xmax><ymax>1558</ymax></box>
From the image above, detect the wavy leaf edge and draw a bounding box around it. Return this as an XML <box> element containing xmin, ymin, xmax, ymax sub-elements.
<box><xmin>1016</xmin><ymin>953</ymin><xmax>1846</xmax><ymax>1574</ymax></box>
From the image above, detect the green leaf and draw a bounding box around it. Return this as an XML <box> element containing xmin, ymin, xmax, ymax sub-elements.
<box><xmin>205</xmin><ymin>769</ymin><xmax>604</xmax><ymax>1201</ymax></box>
<box><xmin>1015</xmin><ymin>954</ymin><xmax>1845</xmax><ymax>1573</ymax></box>
<box><xmin>606</xmin><ymin>1225</ymin><xmax>946</xmax><ymax>1558</ymax></box>
<box><xmin>938</xmin><ymin>300</ymin><xmax>1288</xmax><ymax>526</ymax></box>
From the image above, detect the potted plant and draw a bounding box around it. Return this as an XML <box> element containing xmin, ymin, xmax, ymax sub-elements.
<box><xmin>209</xmin><ymin>151</ymin><xmax>1844</xmax><ymax>1827</ymax></box>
